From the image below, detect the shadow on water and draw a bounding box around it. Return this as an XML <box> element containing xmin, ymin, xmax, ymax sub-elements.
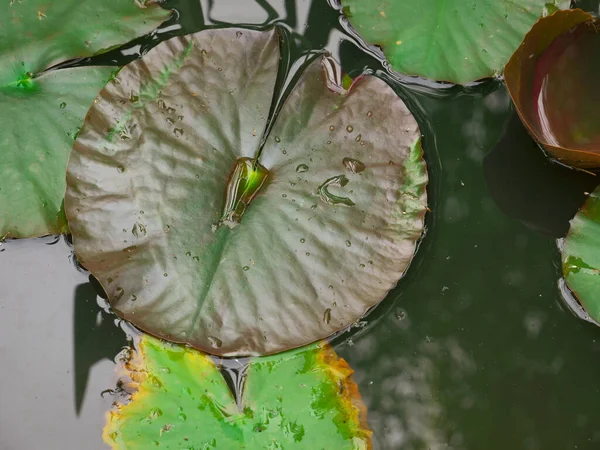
<box><xmin>483</xmin><ymin>113</ymin><xmax>598</xmax><ymax>238</ymax></box>
<box><xmin>73</xmin><ymin>281</ymin><xmax>127</xmax><ymax>415</ymax></box>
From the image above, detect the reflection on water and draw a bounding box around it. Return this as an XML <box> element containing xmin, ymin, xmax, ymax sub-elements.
<box><xmin>338</xmin><ymin>83</ymin><xmax>600</xmax><ymax>450</ymax></box>
<box><xmin>2</xmin><ymin>1</ymin><xmax>600</xmax><ymax>449</ymax></box>
<box><xmin>0</xmin><ymin>237</ymin><xmax>125</xmax><ymax>450</ymax></box>
<box><xmin>484</xmin><ymin>113</ymin><xmax>598</xmax><ymax>238</ymax></box>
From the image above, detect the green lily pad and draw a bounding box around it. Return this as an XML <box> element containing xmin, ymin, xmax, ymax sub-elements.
<box><xmin>505</xmin><ymin>9</ymin><xmax>600</xmax><ymax>168</ymax></box>
<box><xmin>103</xmin><ymin>335</ymin><xmax>372</xmax><ymax>449</ymax></box>
<box><xmin>0</xmin><ymin>0</ymin><xmax>170</xmax><ymax>238</ymax></box>
<box><xmin>65</xmin><ymin>28</ymin><xmax>428</xmax><ymax>356</ymax></box>
<box><xmin>340</xmin><ymin>0</ymin><xmax>550</xmax><ymax>84</ymax></box>
<box><xmin>562</xmin><ymin>187</ymin><xmax>600</xmax><ymax>323</ymax></box>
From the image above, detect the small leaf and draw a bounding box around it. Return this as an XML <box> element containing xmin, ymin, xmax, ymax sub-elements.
<box><xmin>340</xmin><ymin>0</ymin><xmax>549</xmax><ymax>84</ymax></box>
<box><xmin>65</xmin><ymin>28</ymin><xmax>428</xmax><ymax>356</ymax></box>
<box><xmin>103</xmin><ymin>335</ymin><xmax>372</xmax><ymax>449</ymax></box>
<box><xmin>0</xmin><ymin>0</ymin><xmax>170</xmax><ymax>237</ymax></box>
<box><xmin>562</xmin><ymin>187</ymin><xmax>600</xmax><ymax>323</ymax></box>
<box><xmin>505</xmin><ymin>9</ymin><xmax>600</xmax><ymax>168</ymax></box>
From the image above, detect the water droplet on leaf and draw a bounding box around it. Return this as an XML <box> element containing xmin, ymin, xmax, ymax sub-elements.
<box><xmin>208</xmin><ymin>336</ymin><xmax>222</xmax><ymax>348</ymax></box>
<box><xmin>343</xmin><ymin>157</ymin><xmax>366</xmax><ymax>174</ymax></box>
<box><xmin>132</xmin><ymin>222</ymin><xmax>146</xmax><ymax>237</ymax></box>
<box><xmin>316</xmin><ymin>175</ymin><xmax>355</xmax><ymax>207</ymax></box>
<box><xmin>217</xmin><ymin>158</ymin><xmax>269</xmax><ymax>230</ymax></box>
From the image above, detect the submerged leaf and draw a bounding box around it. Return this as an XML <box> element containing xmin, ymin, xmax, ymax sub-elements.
<box><xmin>505</xmin><ymin>9</ymin><xmax>600</xmax><ymax>168</ymax></box>
<box><xmin>341</xmin><ymin>0</ymin><xmax>549</xmax><ymax>84</ymax></box>
<box><xmin>65</xmin><ymin>28</ymin><xmax>428</xmax><ymax>356</ymax></box>
<box><xmin>103</xmin><ymin>335</ymin><xmax>372</xmax><ymax>449</ymax></box>
<box><xmin>0</xmin><ymin>0</ymin><xmax>170</xmax><ymax>237</ymax></box>
<box><xmin>562</xmin><ymin>187</ymin><xmax>600</xmax><ymax>323</ymax></box>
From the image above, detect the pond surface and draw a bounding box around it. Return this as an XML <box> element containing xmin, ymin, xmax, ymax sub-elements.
<box><xmin>2</xmin><ymin>1</ymin><xmax>600</xmax><ymax>449</ymax></box>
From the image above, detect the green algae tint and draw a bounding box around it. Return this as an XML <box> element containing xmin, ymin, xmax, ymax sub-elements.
<box><xmin>103</xmin><ymin>335</ymin><xmax>371</xmax><ymax>449</ymax></box>
<box><xmin>532</xmin><ymin>20</ymin><xmax>600</xmax><ymax>152</ymax></box>
<box><xmin>218</xmin><ymin>158</ymin><xmax>269</xmax><ymax>229</ymax></box>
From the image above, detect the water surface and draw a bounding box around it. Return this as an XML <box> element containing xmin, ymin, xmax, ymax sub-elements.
<box><xmin>2</xmin><ymin>1</ymin><xmax>600</xmax><ymax>449</ymax></box>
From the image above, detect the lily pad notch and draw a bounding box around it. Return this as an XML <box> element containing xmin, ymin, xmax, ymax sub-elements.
<box><xmin>65</xmin><ymin>26</ymin><xmax>428</xmax><ymax>357</ymax></box>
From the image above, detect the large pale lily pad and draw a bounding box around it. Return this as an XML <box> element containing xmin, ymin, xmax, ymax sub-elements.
<box><xmin>562</xmin><ymin>187</ymin><xmax>600</xmax><ymax>323</ymax></box>
<box><xmin>341</xmin><ymin>0</ymin><xmax>550</xmax><ymax>84</ymax></box>
<box><xmin>505</xmin><ymin>9</ymin><xmax>600</xmax><ymax>168</ymax></box>
<box><xmin>0</xmin><ymin>0</ymin><xmax>170</xmax><ymax>237</ymax></box>
<box><xmin>104</xmin><ymin>335</ymin><xmax>372</xmax><ymax>449</ymax></box>
<box><xmin>65</xmin><ymin>28</ymin><xmax>428</xmax><ymax>356</ymax></box>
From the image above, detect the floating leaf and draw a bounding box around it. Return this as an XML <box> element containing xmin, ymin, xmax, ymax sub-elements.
<box><xmin>65</xmin><ymin>28</ymin><xmax>428</xmax><ymax>356</ymax></box>
<box><xmin>505</xmin><ymin>9</ymin><xmax>600</xmax><ymax>168</ymax></box>
<box><xmin>0</xmin><ymin>0</ymin><xmax>170</xmax><ymax>237</ymax></box>
<box><xmin>341</xmin><ymin>0</ymin><xmax>549</xmax><ymax>84</ymax></box>
<box><xmin>103</xmin><ymin>335</ymin><xmax>372</xmax><ymax>449</ymax></box>
<box><xmin>562</xmin><ymin>187</ymin><xmax>600</xmax><ymax>322</ymax></box>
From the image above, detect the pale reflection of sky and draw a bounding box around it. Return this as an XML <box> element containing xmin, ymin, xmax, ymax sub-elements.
<box><xmin>0</xmin><ymin>239</ymin><xmax>117</xmax><ymax>450</ymax></box>
<box><xmin>199</xmin><ymin>0</ymin><xmax>311</xmax><ymax>30</ymax></box>
<box><xmin>347</xmin><ymin>332</ymin><xmax>475</xmax><ymax>450</ymax></box>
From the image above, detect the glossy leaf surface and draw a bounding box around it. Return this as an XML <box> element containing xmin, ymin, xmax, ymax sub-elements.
<box><xmin>0</xmin><ymin>0</ymin><xmax>170</xmax><ymax>237</ymax></box>
<box><xmin>65</xmin><ymin>28</ymin><xmax>428</xmax><ymax>356</ymax></box>
<box><xmin>104</xmin><ymin>335</ymin><xmax>372</xmax><ymax>449</ymax></box>
<box><xmin>505</xmin><ymin>9</ymin><xmax>600</xmax><ymax>168</ymax></box>
<box><xmin>563</xmin><ymin>187</ymin><xmax>600</xmax><ymax>323</ymax></box>
<box><xmin>341</xmin><ymin>0</ymin><xmax>549</xmax><ymax>84</ymax></box>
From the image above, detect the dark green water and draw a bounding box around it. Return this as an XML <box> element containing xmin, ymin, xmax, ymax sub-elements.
<box><xmin>2</xmin><ymin>1</ymin><xmax>600</xmax><ymax>449</ymax></box>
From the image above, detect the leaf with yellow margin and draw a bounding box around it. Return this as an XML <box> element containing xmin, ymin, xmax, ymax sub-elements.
<box><xmin>104</xmin><ymin>335</ymin><xmax>372</xmax><ymax>449</ymax></box>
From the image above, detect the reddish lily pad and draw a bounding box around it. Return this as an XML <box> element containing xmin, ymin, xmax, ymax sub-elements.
<box><xmin>505</xmin><ymin>9</ymin><xmax>600</xmax><ymax>168</ymax></box>
<box><xmin>0</xmin><ymin>0</ymin><xmax>170</xmax><ymax>237</ymax></box>
<box><xmin>562</xmin><ymin>187</ymin><xmax>600</xmax><ymax>323</ymax></box>
<box><xmin>103</xmin><ymin>335</ymin><xmax>372</xmax><ymax>449</ymax></box>
<box><xmin>65</xmin><ymin>28</ymin><xmax>428</xmax><ymax>356</ymax></box>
